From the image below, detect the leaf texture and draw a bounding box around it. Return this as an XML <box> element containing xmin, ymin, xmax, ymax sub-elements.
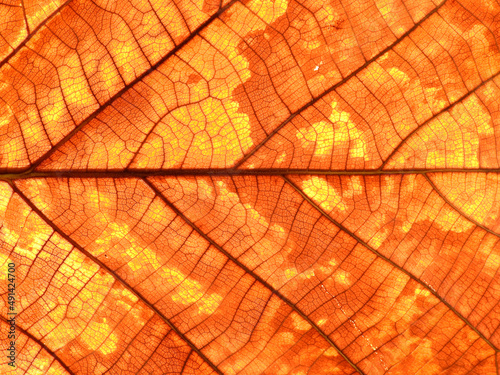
<box><xmin>1</xmin><ymin>0</ymin><xmax>500</xmax><ymax>374</ymax></box>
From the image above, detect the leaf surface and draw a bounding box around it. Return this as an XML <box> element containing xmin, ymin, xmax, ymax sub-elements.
<box><xmin>1</xmin><ymin>0</ymin><xmax>500</xmax><ymax>373</ymax></box>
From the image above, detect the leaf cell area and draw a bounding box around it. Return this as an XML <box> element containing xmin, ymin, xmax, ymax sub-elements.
<box><xmin>1</xmin><ymin>0</ymin><xmax>500</xmax><ymax>374</ymax></box>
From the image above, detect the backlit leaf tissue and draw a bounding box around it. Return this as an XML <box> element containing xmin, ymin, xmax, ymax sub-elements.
<box><xmin>1</xmin><ymin>0</ymin><xmax>500</xmax><ymax>373</ymax></box>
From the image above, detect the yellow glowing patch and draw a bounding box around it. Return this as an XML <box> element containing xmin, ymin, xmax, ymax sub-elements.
<box><xmin>170</xmin><ymin>98</ymin><xmax>253</xmax><ymax>167</ymax></box>
<box><xmin>162</xmin><ymin>267</ymin><xmax>222</xmax><ymax>314</ymax></box>
<box><xmin>291</xmin><ymin>312</ymin><xmax>312</xmax><ymax>331</ymax></box>
<box><xmin>100</xmin><ymin>48</ymin><xmax>122</xmax><ymax>86</ymax></box>
<box><xmin>334</xmin><ymin>270</ymin><xmax>350</xmax><ymax>285</ymax></box>
<box><xmin>1</xmin><ymin>207</ymin><xmax>53</xmax><ymax>262</ymax></box>
<box><xmin>94</xmin><ymin>220</ymin><xmax>163</xmax><ymax>271</ymax></box>
<box><xmin>304</xmin><ymin>40</ymin><xmax>321</xmax><ymax>50</ymax></box>
<box><xmin>0</xmin><ymin>183</ymin><xmax>12</xmax><ymax>213</ymax></box>
<box><xmin>114</xmin><ymin>289</ymin><xmax>138</xmax><ymax>310</ymax></box>
<box><xmin>412</xmin><ymin>339</ymin><xmax>440</xmax><ymax>373</ymax></box>
<box><xmin>204</xmin><ymin>24</ymin><xmax>251</xmax><ymax>86</ymax></box>
<box><xmin>134</xmin><ymin>12</ymin><xmax>260</xmax><ymax>169</ymax></box>
<box><xmin>392</xmin><ymin>93</ymin><xmax>495</xmax><ymax>170</ymax></box>
<box><xmin>144</xmin><ymin>125</ymin><xmax>182</xmax><ymax>169</ymax></box>
<box><xmin>109</xmin><ymin>23</ymin><xmax>146</xmax><ymax>83</ymax></box>
<box><xmin>144</xmin><ymin>197</ymin><xmax>173</xmax><ymax>226</ymax></box>
<box><xmin>199</xmin><ymin>293</ymin><xmax>223</xmax><ymax>315</ymax></box>
<box><xmin>469</xmin><ymin>96</ymin><xmax>494</xmax><ymax>136</ymax></box>
<box><xmin>162</xmin><ymin>267</ymin><xmax>186</xmax><ymax>285</ymax></box>
<box><xmin>398</xmin><ymin>177</ymin><xmax>477</xmax><ymax>236</ymax></box>
<box><xmin>0</xmin><ymin>253</ymin><xmax>11</xmax><ymax>280</ymax></box>
<box><xmin>24</xmin><ymin>109</ymin><xmax>43</xmax><ymax>143</ymax></box>
<box><xmin>318</xmin><ymin>5</ymin><xmax>338</xmax><ymax>23</ymax></box>
<box><xmin>272</xmin><ymin>223</ymin><xmax>285</xmax><ymax>234</ymax></box>
<box><xmin>30</xmin><ymin>1</ymin><xmax>62</xmax><ymax>29</ymax></box>
<box><xmin>40</xmin><ymin>98</ymin><xmax>65</xmax><ymax>128</ymax></box>
<box><xmin>329</xmin><ymin>103</ymin><xmax>351</xmax><ymax>124</ymax></box>
<box><xmin>388</xmin><ymin>67</ymin><xmax>410</xmax><ymax>86</ymax></box>
<box><xmin>102</xmin><ymin>222</ymin><xmax>129</xmax><ymax>243</ymax></box>
<box><xmin>127</xmin><ymin>244</ymin><xmax>162</xmax><ymax>272</ymax></box>
<box><xmin>279</xmin><ymin>331</ymin><xmax>296</xmax><ymax>345</ymax></box>
<box><xmin>401</xmin><ymin>221</ymin><xmax>413</xmax><ymax>233</ymax></box>
<box><xmin>370</xmin><ymin>228</ymin><xmax>390</xmax><ymax>249</ymax></box>
<box><xmin>0</xmin><ymin>227</ymin><xmax>20</xmax><ymax>248</ymax></box>
<box><xmin>298</xmin><ymin>101</ymin><xmax>369</xmax><ymax>160</ymax></box>
<box><xmin>436</xmin><ymin>207</ymin><xmax>473</xmax><ymax>234</ymax></box>
<box><xmin>437</xmin><ymin>175</ymin><xmax>495</xmax><ymax>224</ymax></box>
<box><xmin>375</xmin><ymin>0</ymin><xmax>406</xmax><ymax>35</ymax></box>
<box><xmin>378</xmin><ymin>1</ymin><xmax>393</xmax><ymax>17</ymax></box>
<box><xmin>32</xmin><ymin>356</ymin><xmax>50</xmax><ymax>373</ymax></box>
<box><xmin>172</xmin><ymin>278</ymin><xmax>204</xmax><ymax>304</ymax></box>
<box><xmin>317</xmin><ymin>318</ymin><xmax>327</xmax><ymax>326</ymax></box>
<box><xmin>285</xmin><ymin>268</ymin><xmax>298</xmax><ymax>279</ymax></box>
<box><xmin>244</xmin><ymin>203</ymin><xmax>270</xmax><ymax>227</ymax></box>
<box><xmin>247</xmin><ymin>0</ymin><xmax>288</xmax><ymax>25</ymax></box>
<box><xmin>446</xmin><ymin>188</ymin><xmax>488</xmax><ymax>222</ymax></box>
<box><xmin>352</xmin><ymin>176</ymin><xmax>364</xmax><ymax>195</ymax></box>
<box><xmin>62</xmin><ymin>252</ymin><xmax>95</xmax><ymax>287</ymax></box>
<box><xmin>302</xmin><ymin>176</ymin><xmax>346</xmax><ymax>211</ymax></box>
<box><xmin>296</xmin><ymin>121</ymin><xmax>334</xmax><ymax>156</ymax></box>
<box><xmin>198</xmin><ymin>179</ymin><xmax>214</xmax><ymax>199</ymax></box>
<box><xmin>302</xmin><ymin>269</ymin><xmax>315</xmax><ymax>279</ymax></box>
<box><xmin>95</xmin><ymin>222</ymin><xmax>128</xmax><ymax>248</ymax></box>
<box><xmin>324</xmin><ymin>347</ymin><xmax>339</xmax><ymax>357</ymax></box>
<box><xmin>415</xmin><ymin>287</ymin><xmax>431</xmax><ymax>297</ymax></box>
<box><xmin>86</xmin><ymin>186</ymin><xmax>111</xmax><ymax>208</ymax></box>
<box><xmin>217</xmin><ymin>181</ymin><xmax>238</xmax><ymax>203</ymax></box>
<box><xmin>276</xmin><ymin>152</ymin><xmax>286</xmax><ymax>163</ymax></box>
<box><xmin>42</xmin><ymin>269</ymin><xmax>115</xmax><ymax>352</ymax></box>
<box><xmin>80</xmin><ymin>319</ymin><xmax>118</xmax><ymax>355</ymax></box>
<box><xmin>0</xmin><ymin>104</ymin><xmax>13</xmax><ymax>132</ymax></box>
<box><xmin>59</xmin><ymin>54</ymin><xmax>97</xmax><ymax>112</ymax></box>
<box><xmin>483</xmin><ymin>82</ymin><xmax>495</xmax><ymax>98</ymax></box>
<box><xmin>485</xmin><ymin>253</ymin><xmax>500</xmax><ymax>272</ymax></box>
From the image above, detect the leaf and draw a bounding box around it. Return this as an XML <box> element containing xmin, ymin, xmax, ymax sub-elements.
<box><xmin>1</xmin><ymin>0</ymin><xmax>500</xmax><ymax>373</ymax></box>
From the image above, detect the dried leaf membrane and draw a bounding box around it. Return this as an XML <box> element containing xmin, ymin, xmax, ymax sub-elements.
<box><xmin>1</xmin><ymin>0</ymin><xmax>500</xmax><ymax>374</ymax></box>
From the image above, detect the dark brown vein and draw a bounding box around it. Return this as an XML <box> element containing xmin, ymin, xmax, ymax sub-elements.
<box><xmin>0</xmin><ymin>315</ymin><xmax>75</xmax><ymax>375</ymax></box>
<box><xmin>9</xmin><ymin>181</ymin><xmax>224</xmax><ymax>375</ymax></box>
<box><xmin>142</xmin><ymin>178</ymin><xmax>365</xmax><ymax>375</ymax></box>
<box><xmin>232</xmin><ymin>0</ymin><xmax>448</xmax><ymax>169</ymax></box>
<box><xmin>282</xmin><ymin>175</ymin><xmax>500</xmax><ymax>353</ymax></box>
<box><xmin>2</xmin><ymin>168</ymin><xmax>500</xmax><ymax>181</ymax></box>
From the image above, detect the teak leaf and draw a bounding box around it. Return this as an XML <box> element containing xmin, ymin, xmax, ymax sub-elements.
<box><xmin>1</xmin><ymin>0</ymin><xmax>500</xmax><ymax>373</ymax></box>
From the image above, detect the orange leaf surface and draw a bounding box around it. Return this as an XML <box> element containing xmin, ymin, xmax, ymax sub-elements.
<box><xmin>1</xmin><ymin>0</ymin><xmax>500</xmax><ymax>373</ymax></box>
